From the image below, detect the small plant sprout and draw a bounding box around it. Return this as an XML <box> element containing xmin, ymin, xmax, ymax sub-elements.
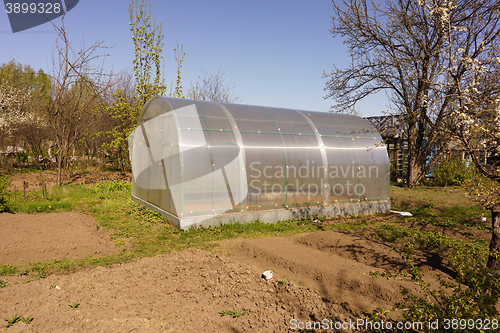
<box><xmin>0</xmin><ymin>280</ymin><xmax>8</xmax><ymax>288</ymax></box>
<box><xmin>219</xmin><ymin>308</ymin><xmax>245</xmax><ymax>318</ymax></box>
<box><xmin>68</xmin><ymin>300</ymin><xmax>80</xmax><ymax>309</ymax></box>
<box><xmin>3</xmin><ymin>314</ymin><xmax>21</xmax><ymax>327</ymax></box>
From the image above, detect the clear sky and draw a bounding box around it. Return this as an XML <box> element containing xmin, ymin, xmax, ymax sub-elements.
<box><xmin>0</xmin><ymin>0</ymin><xmax>388</xmax><ymax>116</ymax></box>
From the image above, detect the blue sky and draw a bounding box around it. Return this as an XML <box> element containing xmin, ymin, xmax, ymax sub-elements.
<box><xmin>0</xmin><ymin>0</ymin><xmax>388</xmax><ymax>116</ymax></box>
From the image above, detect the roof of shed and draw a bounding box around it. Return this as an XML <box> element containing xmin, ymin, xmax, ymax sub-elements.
<box><xmin>364</xmin><ymin>115</ymin><xmax>405</xmax><ymax>139</ymax></box>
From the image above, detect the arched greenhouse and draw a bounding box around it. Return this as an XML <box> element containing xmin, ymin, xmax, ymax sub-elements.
<box><xmin>129</xmin><ymin>97</ymin><xmax>390</xmax><ymax>230</ymax></box>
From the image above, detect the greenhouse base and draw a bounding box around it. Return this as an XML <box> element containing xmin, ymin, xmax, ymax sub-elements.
<box><xmin>132</xmin><ymin>195</ymin><xmax>391</xmax><ymax>230</ymax></box>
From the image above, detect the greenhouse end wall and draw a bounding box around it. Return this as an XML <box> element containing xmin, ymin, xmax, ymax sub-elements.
<box><xmin>129</xmin><ymin>97</ymin><xmax>390</xmax><ymax>230</ymax></box>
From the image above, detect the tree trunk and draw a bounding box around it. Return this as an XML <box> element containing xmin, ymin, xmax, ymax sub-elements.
<box><xmin>57</xmin><ymin>155</ymin><xmax>62</xmax><ymax>185</ymax></box>
<box><xmin>486</xmin><ymin>206</ymin><xmax>500</xmax><ymax>269</ymax></box>
<box><xmin>407</xmin><ymin>159</ymin><xmax>420</xmax><ymax>188</ymax></box>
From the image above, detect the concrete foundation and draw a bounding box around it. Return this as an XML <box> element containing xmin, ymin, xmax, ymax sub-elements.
<box><xmin>132</xmin><ymin>195</ymin><xmax>391</xmax><ymax>230</ymax></box>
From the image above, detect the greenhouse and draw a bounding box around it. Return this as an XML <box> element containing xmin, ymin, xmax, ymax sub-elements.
<box><xmin>129</xmin><ymin>97</ymin><xmax>390</xmax><ymax>230</ymax></box>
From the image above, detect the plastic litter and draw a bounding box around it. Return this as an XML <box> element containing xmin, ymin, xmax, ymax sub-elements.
<box><xmin>390</xmin><ymin>210</ymin><xmax>413</xmax><ymax>217</ymax></box>
<box><xmin>262</xmin><ymin>270</ymin><xmax>273</xmax><ymax>281</ymax></box>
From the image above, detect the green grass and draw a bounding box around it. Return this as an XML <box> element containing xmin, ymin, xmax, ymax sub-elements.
<box><xmin>371</xmin><ymin>224</ymin><xmax>489</xmax><ymax>265</ymax></box>
<box><xmin>0</xmin><ymin>265</ymin><xmax>18</xmax><ymax>276</ymax></box>
<box><xmin>390</xmin><ymin>185</ymin><xmax>491</xmax><ymax>231</ymax></box>
<box><xmin>15</xmin><ymin>201</ymin><xmax>72</xmax><ymax>213</ymax></box>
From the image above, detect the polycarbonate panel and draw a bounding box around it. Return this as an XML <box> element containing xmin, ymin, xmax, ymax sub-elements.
<box><xmin>282</xmin><ymin>134</ymin><xmax>325</xmax><ymax>204</ymax></box>
<box><xmin>129</xmin><ymin>127</ymin><xmax>150</xmax><ymax>205</ymax></box>
<box><xmin>147</xmin><ymin>162</ymin><xmax>162</xmax><ymax>207</ymax></box>
<box><xmin>196</xmin><ymin>102</ymin><xmax>235</xmax><ymax>131</ymax></box>
<box><xmin>243</xmin><ymin>132</ymin><xmax>287</xmax><ymax>207</ymax></box>
<box><xmin>161</xmin><ymin>115</ymin><xmax>180</xmax><ymax>215</ymax></box>
<box><xmin>162</xmin><ymin>103</ymin><xmax>209</xmax><ymax>217</ymax></box>
<box><xmin>209</xmin><ymin>130</ymin><xmax>246</xmax><ymax>212</ymax></box>
<box><xmin>301</xmin><ymin>112</ymin><xmax>349</xmax><ymax>136</ymax></box>
<box><xmin>132</xmin><ymin>110</ymin><xmax>181</xmax><ymax>215</ymax></box>
<box><xmin>264</xmin><ymin>107</ymin><xmax>316</xmax><ymax>135</ymax></box>
<box><xmin>140</xmin><ymin>97</ymin><xmax>171</xmax><ymax>122</ymax></box>
<box><xmin>166</xmin><ymin>98</ymin><xmax>197</xmax><ymax>113</ymax></box>
<box><xmin>322</xmin><ymin>136</ymin><xmax>359</xmax><ymax>202</ymax></box>
<box><xmin>337</xmin><ymin>114</ymin><xmax>379</xmax><ymax>136</ymax></box>
<box><xmin>174</xmin><ymin>110</ymin><xmax>206</xmax><ymax>131</ymax></box>
<box><xmin>353</xmin><ymin>137</ymin><xmax>389</xmax><ymax>200</ymax></box>
<box><xmin>178</xmin><ymin>128</ymin><xmax>213</xmax><ymax>215</ymax></box>
<box><xmin>227</xmin><ymin>104</ymin><xmax>281</xmax><ymax>133</ymax></box>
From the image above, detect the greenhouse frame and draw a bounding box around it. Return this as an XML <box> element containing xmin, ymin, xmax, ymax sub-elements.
<box><xmin>129</xmin><ymin>97</ymin><xmax>390</xmax><ymax>230</ymax></box>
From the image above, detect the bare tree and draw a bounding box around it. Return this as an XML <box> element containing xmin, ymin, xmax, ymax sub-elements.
<box><xmin>187</xmin><ymin>68</ymin><xmax>240</xmax><ymax>103</ymax></box>
<box><xmin>44</xmin><ymin>17</ymin><xmax>113</xmax><ymax>184</ymax></box>
<box><xmin>323</xmin><ymin>0</ymin><xmax>499</xmax><ymax>187</ymax></box>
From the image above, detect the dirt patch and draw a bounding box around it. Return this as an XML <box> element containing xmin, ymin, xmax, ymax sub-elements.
<box><xmin>0</xmin><ymin>212</ymin><xmax>118</xmax><ymax>265</ymax></box>
<box><xmin>7</xmin><ymin>171</ymin><xmax>132</xmax><ymax>192</ymax></box>
<box><xmin>0</xmin><ymin>211</ymin><xmax>483</xmax><ymax>332</ymax></box>
<box><xmin>1</xmin><ymin>247</ymin><xmax>380</xmax><ymax>333</ymax></box>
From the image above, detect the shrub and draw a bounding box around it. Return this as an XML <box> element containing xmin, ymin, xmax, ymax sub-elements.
<box><xmin>434</xmin><ymin>157</ymin><xmax>474</xmax><ymax>186</ymax></box>
<box><xmin>0</xmin><ymin>173</ymin><xmax>13</xmax><ymax>213</ymax></box>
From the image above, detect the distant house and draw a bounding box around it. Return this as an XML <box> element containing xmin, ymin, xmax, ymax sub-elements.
<box><xmin>365</xmin><ymin>115</ymin><xmax>496</xmax><ymax>182</ymax></box>
<box><xmin>364</xmin><ymin>115</ymin><xmax>407</xmax><ymax>180</ymax></box>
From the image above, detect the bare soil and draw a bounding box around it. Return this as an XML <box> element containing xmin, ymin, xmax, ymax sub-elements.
<box><xmin>7</xmin><ymin>171</ymin><xmax>132</xmax><ymax>192</ymax></box>
<box><xmin>0</xmin><ymin>211</ymin><xmax>491</xmax><ymax>332</ymax></box>
<box><xmin>0</xmin><ymin>213</ymin><xmax>118</xmax><ymax>266</ymax></box>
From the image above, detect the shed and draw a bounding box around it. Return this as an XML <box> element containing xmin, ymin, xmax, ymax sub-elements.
<box><xmin>365</xmin><ymin>115</ymin><xmax>408</xmax><ymax>181</ymax></box>
<box><xmin>129</xmin><ymin>97</ymin><xmax>390</xmax><ymax>230</ymax></box>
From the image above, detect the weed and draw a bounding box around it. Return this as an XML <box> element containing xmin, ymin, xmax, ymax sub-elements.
<box><xmin>88</xmin><ymin>180</ymin><xmax>131</xmax><ymax>193</ymax></box>
<box><xmin>68</xmin><ymin>300</ymin><xmax>80</xmax><ymax>308</ymax></box>
<box><xmin>3</xmin><ymin>314</ymin><xmax>21</xmax><ymax>327</ymax></box>
<box><xmin>23</xmin><ymin>268</ymin><xmax>47</xmax><ymax>283</ymax></box>
<box><xmin>278</xmin><ymin>279</ymin><xmax>289</xmax><ymax>285</ymax></box>
<box><xmin>0</xmin><ymin>280</ymin><xmax>7</xmax><ymax>288</ymax></box>
<box><xmin>0</xmin><ymin>264</ymin><xmax>18</xmax><ymax>276</ymax></box>
<box><xmin>124</xmin><ymin>200</ymin><xmax>165</xmax><ymax>224</ymax></box>
<box><xmin>370</xmin><ymin>225</ymin><xmax>499</xmax><ymax>330</ymax></box>
<box><xmin>219</xmin><ymin>307</ymin><xmax>245</xmax><ymax>318</ymax></box>
<box><xmin>368</xmin><ymin>306</ymin><xmax>387</xmax><ymax>321</ymax></box>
